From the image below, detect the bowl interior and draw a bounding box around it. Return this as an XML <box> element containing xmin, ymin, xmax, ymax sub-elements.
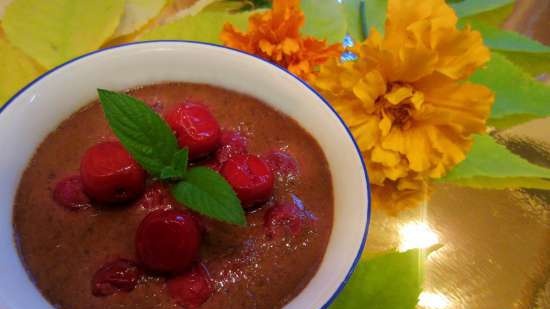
<box><xmin>0</xmin><ymin>41</ymin><xmax>369</xmax><ymax>309</ymax></box>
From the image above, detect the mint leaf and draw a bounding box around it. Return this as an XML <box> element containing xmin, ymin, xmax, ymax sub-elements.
<box><xmin>450</xmin><ymin>0</ymin><xmax>514</xmax><ymax>18</ymax></box>
<box><xmin>172</xmin><ymin>167</ymin><xmax>246</xmax><ymax>226</ymax></box>
<box><xmin>161</xmin><ymin>166</ymin><xmax>183</xmax><ymax>180</ymax></box>
<box><xmin>172</xmin><ymin>148</ymin><xmax>189</xmax><ymax>175</ymax></box>
<box><xmin>469</xmin><ymin>52</ymin><xmax>550</xmax><ymax>128</ymax></box>
<box><xmin>160</xmin><ymin>148</ymin><xmax>189</xmax><ymax>180</ymax></box>
<box><xmin>97</xmin><ymin>89</ymin><xmax>178</xmax><ymax>177</ymax></box>
<box><xmin>331</xmin><ymin>249</ymin><xmax>426</xmax><ymax>309</ymax></box>
<box><xmin>442</xmin><ymin>135</ymin><xmax>550</xmax><ymax>189</ymax></box>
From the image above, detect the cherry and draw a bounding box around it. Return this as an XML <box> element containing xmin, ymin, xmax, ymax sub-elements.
<box><xmin>216</xmin><ymin>130</ymin><xmax>248</xmax><ymax>164</ymax></box>
<box><xmin>264</xmin><ymin>195</ymin><xmax>315</xmax><ymax>239</ymax></box>
<box><xmin>167</xmin><ymin>264</ymin><xmax>212</xmax><ymax>308</ymax></box>
<box><xmin>80</xmin><ymin>141</ymin><xmax>146</xmax><ymax>204</ymax></box>
<box><xmin>220</xmin><ymin>154</ymin><xmax>274</xmax><ymax>207</ymax></box>
<box><xmin>262</xmin><ymin>150</ymin><xmax>299</xmax><ymax>178</ymax></box>
<box><xmin>164</xmin><ymin>101</ymin><xmax>221</xmax><ymax>159</ymax></box>
<box><xmin>136</xmin><ymin>209</ymin><xmax>201</xmax><ymax>274</ymax></box>
<box><xmin>53</xmin><ymin>175</ymin><xmax>91</xmax><ymax>210</ymax></box>
<box><xmin>91</xmin><ymin>259</ymin><xmax>142</xmax><ymax>297</ymax></box>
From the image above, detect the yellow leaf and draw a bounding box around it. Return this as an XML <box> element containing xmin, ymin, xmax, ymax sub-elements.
<box><xmin>163</xmin><ymin>0</ymin><xmax>221</xmax><ymax>23</ymax></box>
<box><xmin>138</xmin><ymin>10</ymin><xmax>251</xmax><ymax>44</ymax></box>
<box><xmin>114</xmin><ymin>0</ymin><xmax>167</xmax><ymax>37</ymax></box>
<box><xmin>0</xmin><ymin>0</ymin><xmax>13</xmax><ymax>20</ymax></box>
<box><xmin>0</xmin><ymin>34</ymin><xmax>44</xmax><ymax>106</ymax></box>
<box><xmin>3</xmin><ymin>0</ymin><xmax>125</xmax><ymax>68</ymax></box>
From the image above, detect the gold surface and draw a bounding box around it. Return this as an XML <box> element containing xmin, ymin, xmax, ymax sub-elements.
<box><xmin>365</xmin><ymin>2</ymin><xmax>550</xmax><ymax>308</ymax></box>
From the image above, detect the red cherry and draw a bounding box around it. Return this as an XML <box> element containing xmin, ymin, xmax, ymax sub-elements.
<box><xmin>53</xmin><ymin>175</ymin><xmax>91</xmax><ymax>210</ymax></box>
<box><xmin>220</xmin><ymin>154</ymin><xmax>274</xmax><ymax>207</ymax></box>
<box><xmin>136</xmin><ymin>209</ymin><xmax>201</xmax><ymax>274</ymax></box>
<box><xmin>264</xmin><ymin>195</ymin><xmax>316</xmax><ymax>239</ymax></box>
<box><xmin>215</xmin><ymin>130</ymin><xmax>248</xmax><ymax>164</ymax></box>
<box><xmin>91</xmin><ymin>259</ymin><xmax>142</xmax><ymax>297</ymax></box>
<box><xmin>164</xmin><ymin>101</ymin><xmax>221</xmax><ymax>159</ymax></box>
<box><xmin>80</xmin><ymin>141</ymin><xmax>146</xmax><ymax>204</ymax></box>
<box><xmin>262</xmin><ymin>150</ymin><xmax>299</xmax><ymax>178</ymax></box>
<box><xmin>167</xmin><ymin>264</ymin><xmax>212</xmax><ymax>308</ymax></box>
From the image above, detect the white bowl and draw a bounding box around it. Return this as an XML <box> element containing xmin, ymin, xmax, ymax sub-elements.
<box><xmin>0</xmin><ymin>41</ymin><xmax>370</xmax><ymax>309</ymax></box>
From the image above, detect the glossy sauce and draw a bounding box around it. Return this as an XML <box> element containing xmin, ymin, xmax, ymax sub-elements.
<box><xmin>13</xmin><ymin>83</ymin><xmax>333</xmax><ymax>309</ymax></box>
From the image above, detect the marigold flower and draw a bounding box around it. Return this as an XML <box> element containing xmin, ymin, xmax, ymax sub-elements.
<box><xmin>371</xmin><ymin>178</ymin><xmax>430</xmax><ymax>214</ymax></box>
<box><xmin>310</xmin><ymin>0</ymin><xmax>494</xmax><ymax>212</ymax></box>
<box><xmin>220</xmin><ymin>0</ymin><xmax>341</xmax><ymax>79</ymax></box>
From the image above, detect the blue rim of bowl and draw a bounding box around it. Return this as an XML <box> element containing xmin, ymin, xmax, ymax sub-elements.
<box><xmin>0</xmin><ymin>40</ymin><xmax>371</xmax><ymax>309</ymax></box>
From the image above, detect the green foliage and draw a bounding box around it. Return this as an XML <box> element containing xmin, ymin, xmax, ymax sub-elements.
<box><xmin>331</xmin><ymin>249</ymin><xmax>426</xmax><ymax>309</ymax></box>
<box><xmin>459</xmin><ymin>19</ymin><xmax>550</xmax><ymax>53</ymax></box>
<box><xmin>363</xmin><ymin>0</ymin><xmax>388</xmax><ymax>35</ymax></box>
<box><xmin>470</xmin><ymin>52</ymin><xmax>550</xmax><ymax>128</ymax></box>
<box><xmin>458</xmin><ymin>4</ymin><xmax>514</xmax><ymax>27</ymax></box>
<box><xmin>443</xmin><ymin>135</ymin><xmax>550</xmax><ymax>189</ymax></box>
<box><xmin>450</xmin><ymin>0</ymin><xmax>514</xmax><ymax>18</ymax></box>
<box><xmin>499</xmin><ymin>51</ymin><xmax>550</xmax><ymax>77</ymax></box>
<box><xmin>302</xmin><ymin>0</ymin><xmax>347</xmax><ymax>44</ymax></box>
<box><xmin>341</xmin><ymin>0</ymin><xmax>365</xmax><ymax>41</ymax></box>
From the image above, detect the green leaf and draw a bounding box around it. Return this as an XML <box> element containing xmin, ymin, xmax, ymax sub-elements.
<box><xmin>499</xmin><ymin>51</ymin><xmax>550</xmax><ymax>77</ymax></box>
<box><xmin>450</xmin><ymin>0</ymin><xmax>514</xmax><ymax>18</ymax></box>
<box><xmin>225</xmin><ymin>0</ymin><xmax>271</xmax><ymax>11</ymax></box>
<box><xmin>470</xmin><ymin>52</ymin><xmax>550</xmax><ymax>128</ymax></box>
<box><xmin>172</xmin><ymin>167</ymin><xmax>246</xmax><ymax>226</ymax></box>
<box><xmin>442</xmin><ymin>135</ymin><xmax>550</xmax><ymax>189</ymax></box>
<box><xmin>301</xmin><ymin>0</ymin><xmax>347</xmax><ymax>44</ymax></box>
<box><xmin>138</xmin><ymin>9</ymin><xmax>251</xmax><ymax>44</ymax></box>
<box><xmin>160</xmin><ymin>166</ymin><xmax>182</xmax><ymax>180</ymax></box>
<box><xmin>458</xmin><ymin>4</ymin><xmax>513</xmax><ymax>27</ymax></box>
<box><xmin>459</xmin><ymin>19</ymin><xmax>550</xmax><ymax>53</ymax></box>
<box><xmin>331</xmin><ymin>249</ymin><xmax>425</xmax><ymax>309</ymax></box>
<box><xmin>97</xmin><ymin>89</ymin><xmax>178</xmax><ymax>177</ymax></box>
<box><xmin>160</xmin><ymin>148</ymin><xmax>189</xmax><ymax>180</ymax></box>
<box><xmin>172</xmin><ymin>148</ymin><xmax>189</xmax><ymax>175</ymax></box>
<box><xmin>486</xmin><ymin>114</ymin><xmax>539</xmax><ymax>129</ymax></box>
<box><xmin>0</xmin><ymin>33</ymin><xmax>44</xmax><ymax>105</ymax></box>
<box><xmin>363</xmin><ymin>0</ymin><xmax>388</xmax><ymax>35</ymax></box>
<box><xmin>457</xmin><ymin>5</ymin><xmax>550</xmax><ymax>77</ymax></box>
<box><xmin>341</xmin><ymin>0</ymin><xmax>364</xmax><ymax>41</ymax></box>
<box><xmin>3</xmin><ymin>0</ymin><xmax>125</xmax><ymax>68</ymax></box>
<box><xmin>114</xmin><ymin>0</ymin><xmax>167</xmax><ymax>37</ymax></box>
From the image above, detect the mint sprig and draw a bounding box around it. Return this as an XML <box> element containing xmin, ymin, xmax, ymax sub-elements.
<box><xmin>160</xmin><ymin>148</ymin><xmax>189</xmax><ymax>180</ymax></box>
<box><xmin>97</xmin><ymin>89</ymin><xmax>246</xmax><ymax>226</ymax></box>
<box><xmin>172</xmin><ymin>167</ymin><xmax>246</xmax><ymax>226</ymax></box>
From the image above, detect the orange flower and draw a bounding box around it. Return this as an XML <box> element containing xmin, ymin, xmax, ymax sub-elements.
<box><xmin>221</xmin><ymin>0</ymin><xmax>341</xmax><ymax>79</ymax></box>
<box><xmin>310</xmin><ymin>0</ymin><xmax>494</xmax><ymax>213</ymax></box>
<box><xmin>371</xmin><ymin>178</ymin><xmax>430</xmax><ymax>214</ymax></box>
